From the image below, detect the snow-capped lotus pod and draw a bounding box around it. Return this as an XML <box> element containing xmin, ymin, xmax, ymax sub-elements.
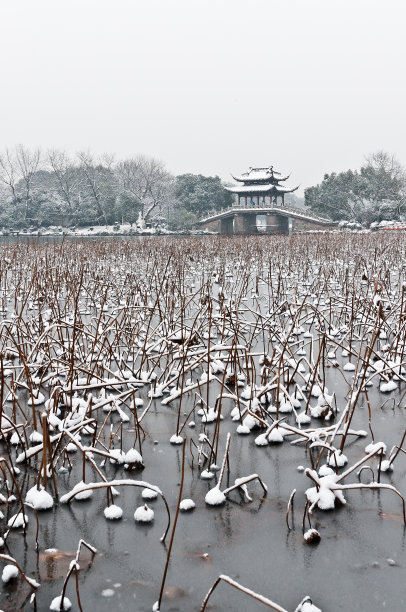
<box><xmin>318</xmin><ymin>465</ymin><xmax>334</xmax><ymax>477</ymax></box>
<box><xmin>303</xmin><ymin>529</ymin><xmax>321</xmax><ymax>544</ymax></box>
<box><xmin>50</xmin><ymin>595</ymin><xmax>72</xmax><ymax>610</ymax></box>
<box><xmin>201</xmin><ymin>470</ymin><xmax>214</xmax><ymax>480</ymax></box>
<box><xmin>169</xmin><ymin>434</ymin><xmax>183</xmax><ymax>445</ymax></box>
<box><xmin>109</xmin><ymin>449</ymin><xmax>126</xmax><ymax>465</ymax></box>
<box><xmin>328</xmin><ymin>450</ymin><xmax>347</xmax><ymax>468</ymax></box>
<box><xmin>255</xmin><ymin>433</ymin><xmax>268</xmax><ymax>446</ymax></box>
<box><xmin>71</xmin><ymin>481</ymin><xmax>93</xmax><ymax>501</ymax></box>
<box><xmin>310</xmin><ymin>384</ymin><xmax>324</xmax><ymax>397</ymax></box>
<box><xmin>8</xmin><ymin>512</ymin><xmax>28</xmax><ymax>528</ymax></box>
<box><xmin>104</xmin><ymin>504</ymin><xmax>123</xmax><ymax>520</ymax></box>
<box><xmin>124</xmin><ymin>448</ymin><xmax>143</xmax><ymax>469</ymax></box>
<box><xmin>205</xmin><ymin>486</ymin><xmax>226</xmax><ymax>506</ymax></box>
<box><xmin>380</xmin><ymin>380</ymin><xmax>397</xmax><ymax>393</ymax></box>
<box><xmin>236</xmin><ymin>424</ymin><xmax>250</xmax><ymax>435</ymax></box>
<box><xmin>2</xmin><ymin>564</ymin><xmax>18</xmax><ymax>583</ymax></box>
<box><xmin>296</xmin><ymin>412</ymin><xmax>311</xmax><ymax>425</ymax></box>
<box><xmin>29</xmin><ymin>430</ymin><xmax>43</xmax><ymax>444</ymax></box>
<box><xmin>295</xmin><ymin>596</ymin><xmax>322</xmax><ymax>612</ymax></box>
<box><xmin>279</xmin><ymin>400</ymin><xmax>293</xmax><ymax>413</ymax></box>
<box><xmin>201</xmin><ymin>409</ymin><xmax>221</xmax><ymax>423</ymax></box>
<box><xmin>365</xmin><ymin>441</ymin><xmax>387</xmax><ymax>455</ymax></box>
<box><xmin>230</xmin><ymin>406</ymin><xmax>241</xmax><ymax>420</ymax></box>
<box><xmin>268</xmin><ymin>428</ymin><xmax>284</xmax><ymax>443</ymax></box>
<box><xmin>131</xmin><ymin>397</ymin><xmax>144</xmax><ymax>408</ymax></box>
<box><xmin>134</xmin><ymin>504</ymin><xmax>154</xmax><ymax>523</ymax></box>
<box><xmin>343</xmin><ymin>362</ymin><xmax>356</xmax><ymax>371</ymax></box>
<box><xmin>179</xmin><ymin>498</ymin><xmax>195</xmax><ymax>512</ymax></box>
<box><xmin>142</xmin><ymin>488</ymin><xmax>158</xmax><ymax>500</ymax></box>
<box><xmin>10</xmin><ymin>432</ymin><xmax>20</xmax><ymax>445</ymax></box>
<box><xmin>26</xmin><ymin>485</ymin><xmax>54</xmax><ymax>510</ymax></box>
<box><xmin>28</xmin><ymin>391</ymin><xmax>45</xmax><ymax>405</ymax></box>
<box><xmin>380</xmin><ymin>459</ymin><xmax>393</xmax><ymax>472</ymax></box>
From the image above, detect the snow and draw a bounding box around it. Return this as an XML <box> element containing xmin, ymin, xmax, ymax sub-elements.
<box><xmin>179</xmin><ymin>498</ymin><xmax>195</xmax><ymax>511</ymax></box>
<box><xmin>380</xmin><ymin>380</ymin><xmax>397</xmax><ymax>392</ymax></box>
<box><xmin>306</xmin><ymin>472</ymin><xmax>346</xmax><ymax>510</ymax></box>
<box><xmin>343</xmin><ymin>362</ymin><xmax>356</xmax><ymax>371</ymax></box>
<box><xmin>124</xmin><ymin>448</ymin><xmax>143</xmax><ymax>467</ymax></box>
<box><xmin>70</xmin><ymin>480</ymin><xmax>93</xmax><ymax>501</ymax></box>
<box><xmin>28</xmin><ymin>391</ymin><xmax>45</xmax><ymax>405</ymax></box>
<box><xmin>2</xmin><ymin>564</ymin><xmax>18</xmax><ymax>583</ymax></box>
<box><xmin>50</xmin><ymin>596</ymin><xmax>72</xmax><ymax>610</ymax></box>
<box><xmin>29</xmin><ymin>430</ymin><xmax>43</xmax><ymax>444</ymax></box>
<box><xmin>380</xmin><ymin>459</ymin><xmax>393</xmax><ymax>472</ymax></box>
<box><xmin>142</xmin><ymin>487</ymin><xmax>159</xmax><ymax>500</ymax></box>
<box><xmin>318</xmin><ymin>465</ymin><xmax>334</xmax><ymax>477</ymax></box>
<box><xmin>169</xmin><ymin>434</ymin><xmax>184</xmax><ymax>444</ymax></box>
<box><xmin>303</xmin><ymin>528</ymin><xmax>321</xmax><ymax>543</ymax></box>
<box><xmin>109</xmin><ymin>449</ymin><xmax>126</xmax><ymax>464</ymax></box>
<box><xmin>255</xmin><ymin>433</ymin><xmax>269</xmax><ymax>446</ymax></box>
<box><xmin>295</xmin><ymin>597</ymin><xmax>322</xmax><ymax>612</ymax></box>
<box><xmin>296</xmin><ymin>412</ymin><xmax>311</xmax><ymax>425</ymax></box>
<box><xmin>236</xmin><ymin>424</ymin><xmax>251</xmax><ymax>435</ymax></box>
<box><xmin>104</xmin><ymin>504</ymin><xmax>123</xmax><ymax>520</ymax></box>
<box><xmin>201</xmin><ymin>469</ymin><xmax>214</xmax><ymax>479</ymax></box>
<box><xmin>365</xmin><ymin>441</ymin><xmax>387</xmax><ymax>455</ymax></box>
<box><xmin>205</xmin><ymin>486</ymin><xmax>226</xmax><ymax>506</ymax></box>
<box><xmin>26</xmin><ymin>485</ymin><xmax>54</xmax><ymax>510</ymax></box>
<box><xmin>8</xmin><ymin>512</ymin><xmax>28</xmax><ymax>528</ymax></box>
<box><xmin>134</xmin><ymin>504</ymin><xmax>154</xmax><ymax>522</ymax></box>
<box><xmin>268</xmin><ymin>428</ymin><xmax>284</xmax><ymax>443</ymax></box>
<box><xmin>328</xmin><ymin>449</ymin><xmax>348</xmax><ymax>467</ymax></box>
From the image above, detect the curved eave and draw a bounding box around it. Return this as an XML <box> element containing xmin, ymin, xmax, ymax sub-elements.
<box><xmin>225</xmin><ymin>184</ymin><xmax>299</xmax><ymax>194</ymax></box>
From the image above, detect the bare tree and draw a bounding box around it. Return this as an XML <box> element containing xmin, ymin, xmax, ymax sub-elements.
<box><xmin>77</xmin><ymin>151</ymin><xmax>117</xmax><ymax>226</ymax></box>
<box><xmin>0</xmin><ymin>148</ymin><xmax>19</xmax><ymax>201</ymax></box>
<box><xmin>48</xmin><ymin>149</ymin><xmax>84</xmax><ymax>224</ymax></box>
<box><xmin>15</xmin><ymin>145</ymin><xmax>41</xmax><ymax>220</ymax></box>
<box><xmin>116</xmin><ymin>155</ymin><xmax>172</xmax><ymax>222</ymax></box>
<box><xmin>364</xmin><ymin>151</ymin><xmax>406</xmax><ymax>218</ymax></box>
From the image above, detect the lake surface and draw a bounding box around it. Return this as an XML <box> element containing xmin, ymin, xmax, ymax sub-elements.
<box><xmin>0</xmin><ymin>234</ymin><xmax>405</xmax><ymax>611</ymax></box>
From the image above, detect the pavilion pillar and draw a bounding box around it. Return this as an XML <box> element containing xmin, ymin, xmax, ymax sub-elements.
<box><xmin>245</xmin><ymin>196</ymin><xmax>247</xmax><ymax>207</ymax></box>
<box><xmin>282</xmin><ymin>193</ymin><xmax>285</xmax><ymax>206</ymax></box>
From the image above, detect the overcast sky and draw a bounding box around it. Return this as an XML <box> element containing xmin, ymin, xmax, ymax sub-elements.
<box><xmin>0</xmin><ymin>0</ymin><xmax>405</xmax><ymax>194</ymax></box>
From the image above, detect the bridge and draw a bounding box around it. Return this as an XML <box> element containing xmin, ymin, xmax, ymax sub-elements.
<box><xmin>198</xmin><ymin>203</ymin><xmax>336</xmax><ymax>235</ymax></box>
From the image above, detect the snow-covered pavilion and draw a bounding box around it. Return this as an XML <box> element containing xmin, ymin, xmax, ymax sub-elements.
<box><xmin>226</xmin><ymin>166</ymin><xmax>299</xmax><ymax>207</ymax></box>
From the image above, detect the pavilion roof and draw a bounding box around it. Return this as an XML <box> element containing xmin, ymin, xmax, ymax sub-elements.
<box><xmin>231</xmin><ymin>166</ymin><xmax>290</xmax><ymax>183</ymax></box>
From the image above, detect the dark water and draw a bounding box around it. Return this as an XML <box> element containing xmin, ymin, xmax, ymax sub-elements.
<box><xmin>0</xmin><ymin>235</ymin><xmax>405</xmax><ymax>611</ymax></box>
<box><xmin>2</xmin><ymin>380</ymin><xmax>405</xmax><ymax>612</ymax></box>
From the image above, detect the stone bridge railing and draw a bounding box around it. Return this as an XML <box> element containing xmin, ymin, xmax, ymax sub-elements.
<box><xmin>199</xmin><ymin>203</ymin><xmax>333</xmax><ymax>225</ymax></box>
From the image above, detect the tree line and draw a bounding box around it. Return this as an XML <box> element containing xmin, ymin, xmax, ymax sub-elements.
<box><xmin>0</xmin><ymin>146</ymin><xmax>234</xmax><ymax>229</ymax></box>
<box><xmin>1</xmin><ymin>147</ymin><xmax>403</xmax><ymax>230</ymax></box>
<box><xmin>305</xmin><ymin>152</ymin><xmax>406</xmax><ymax>224</ymax></box>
